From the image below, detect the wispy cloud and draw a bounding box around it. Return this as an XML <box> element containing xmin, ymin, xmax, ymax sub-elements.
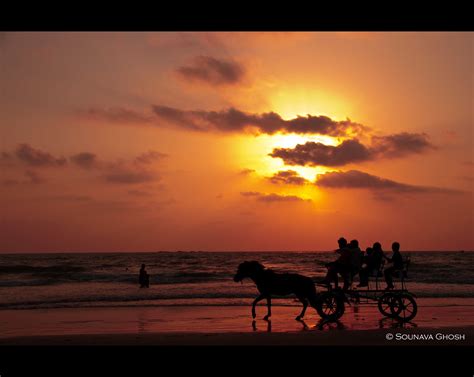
<box><xmin>13</xmin><ymin>144</ymin><xmax>67</xmax><ymax>167</ymax></box>
<box><xmin>176</xmin><ymin>56</ymin><xmax>245</xmax><ymax>86</ymax></box>
<box><xmin>315</xmin><ymin>170</ymin><xmax>464</xmax><ymax>195</ymax></box>
<box><xmin>240</xmin><ymin>191</ymin><xmax>311</xmax><ymax>203</ymax></box>
<box><xmin>267</xmin><ymin>170</ymin><xmax>309</xmax><ymax>185</ymax></box>
<box><xmin>78</xmin><ymin>107</ymin><xmax>153</xmax><ymax>124</ymax></box>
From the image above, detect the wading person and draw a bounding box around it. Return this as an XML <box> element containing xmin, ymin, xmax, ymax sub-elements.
<box><xmin>139</xmin><ymin>264</ymin><xmax>150</xmax><ymax>288</ymax></box>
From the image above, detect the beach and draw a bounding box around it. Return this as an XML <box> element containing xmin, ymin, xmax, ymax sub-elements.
<box><xmin>1</xmin><ymin>252</ymin><xmax>473</xmax><ymax>346</ymax></box>
<box><xmin>1</xmin><ymin>298</ymin><xmax>473</xmax><ymax>346</ymax></box>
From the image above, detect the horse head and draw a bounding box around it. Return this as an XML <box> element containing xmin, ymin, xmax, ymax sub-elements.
<box><xmin>233</xmin><ymin>261</ymin><xmax>265</xmax><ymax>283</ymax></box>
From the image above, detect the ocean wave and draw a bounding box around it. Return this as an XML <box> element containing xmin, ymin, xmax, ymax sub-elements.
<box><xmin>1</xmin><ymin>252</ymin><xmax>473</xmax><ymax>309</ymax></box>
<box><xmin>0</xmin><ymin>264</ymin><xmax>86</xmax><ymax>274</ymax></box>
<box><xmin>1</xmin><ymin>286</ymin><xmax>473</xmax><ymax>310</ymax></box>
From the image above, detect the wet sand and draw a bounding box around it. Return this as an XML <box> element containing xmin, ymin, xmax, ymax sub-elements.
<box><xmin>1</xmin><ymin>298</ymin><xmax>473</xmax><ymax>345</ymax></box>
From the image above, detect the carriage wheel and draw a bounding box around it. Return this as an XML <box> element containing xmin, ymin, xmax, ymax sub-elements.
<box><xmin>377</xmin><ymin>292</ymin><xmax>400</xmax><ymax>318</ymax></box>
<box><xmin>316</xmin><ymin>292</ymin><xmax>345</xmax><ymax>321</ymax></box>
<box><xmin>393</xmin><ymin>293</ymin><xmax>417</xmax><ymax>322</ymax></box>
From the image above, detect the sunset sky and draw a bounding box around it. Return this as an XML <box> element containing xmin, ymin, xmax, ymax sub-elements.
<box><xmin>1</xmin><ymin>32</ymin><xmax>472</xmax><ymax>252</ymax></box>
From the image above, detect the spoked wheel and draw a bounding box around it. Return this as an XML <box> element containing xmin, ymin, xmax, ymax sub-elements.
<box><xmin>393</xmin><ymin>293</ymin><xmax>417</xmax><ymax>322</ymax></box>
<box><xmin>378</xmin><ymin>292</ymin><xmax>400</xmax><ymax>318</ymax></box>
<box><xmin>316</xmin><ymin>291</ymin><xmax>345</xmax><ymax>321</ymax></box>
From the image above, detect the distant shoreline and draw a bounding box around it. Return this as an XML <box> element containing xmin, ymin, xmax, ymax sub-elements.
<box><xmin>1</xmin><ymin>250</ymin><xmax>473</xmax><ymax>255</ymax></box>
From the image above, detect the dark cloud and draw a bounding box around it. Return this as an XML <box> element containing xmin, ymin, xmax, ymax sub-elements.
<box><xmin>79</xmin><ymin>107</ymin><xmax>153</xmax><ymax>124</ymax></box>
<box><xmin>152</xmin><ymin>106</ymin><xmax>365</xmax><ymax>136</ymax></box>
<box><xmin>270</xmin><ymin>133</ymin><xmax>435</xmax><ymax>167</ymax></box>
<box><xmin>240</xmin><ymin>191</ymin><xmax>311</xmax><ymax>203</ymax></box>
<box><xmin>15</xmin><ymin>144</ymin><xmax>67</xmax><ymax>167</ymax></box>
<box><xmin>270</xmin><ymin>139</ymin><xmax>371</xmax><ymax>167</ymax></box>
<box><xmin>134</xmin><ymin>150</ymin><xmax>168</xmax><ymax>165</ymax></box>
<box><xmin>68</xmin><ymin>150</ymin><xmax>166</xmax><ymax>185</ymax></box>
<box><xmin>176</xmin><ymin>56</ymin><xmax>245</xmax><ymax>85</ymax></box>
<box><xmin>101</xmin><ymin>151</ymin><xmax>166</xmax><ymax>184</ymax></box>
<box><xmin>370</xmin><ymin>133</ymin><xmax>435</xmax><ymax>158</ymax></box>
<box><xmin>2</xmin><ymin>144</ymin><xmax>167</xmax><ymax>187</ymax></box>
<box><xmin>79</xmin><ymin>104</ymin><xmax>367</xmax><ymax>137</ymax></box>
<box><xmin>70</xmin><ymin>152</ymin><xmax>98</xmax><ymax>169</ymax></box>
<box><xmin>315</xmin><ymin>170</ymin><xmax>463</xmax><ymax>194</ymax></box>
<box><xmin>267</xmin><ymin>170</ymin><xmax>309</xmax><ymax>185</ymax></box>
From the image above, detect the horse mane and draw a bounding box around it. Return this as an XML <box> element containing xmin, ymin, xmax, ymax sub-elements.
<box><xmin>247</xmin><ymin>261</ymin><xmax>265</xmax><ymax>270</ymax></box>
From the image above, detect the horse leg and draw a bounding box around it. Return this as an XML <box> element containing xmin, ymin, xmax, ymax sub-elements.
<box><xmin>252</xmin><ymin>294</ymin><xmax>265</xmax><ymax>319</ymax></box>
<box><xmin>296</xmin><ymin>297</ymin><xmax>308</xmax><ymax>321</ymax></box>
<box><xmin>263</xmin><ymin>296</ymin><xmax>271</xmax><ymax>321</ymax></box>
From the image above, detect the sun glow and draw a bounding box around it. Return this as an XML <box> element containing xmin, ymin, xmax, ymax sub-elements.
<box><xmin>269</xmin><ymin>87</ymin><xmax>352</xmax><ymax>122</ymax></box>
<box><xmin>234</xmin><ymin>133</ymin><xmax>338</xmax><ymax>183</ymax></box>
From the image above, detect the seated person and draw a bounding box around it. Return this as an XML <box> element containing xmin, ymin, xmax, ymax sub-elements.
<box><xmin>139</xmin><ymin>264</ymin><xmax>150</xmax><ymax>288</ymax></box>
<box><xmin>348</xmin><ymin>239</ymin><xmax>363</xmax><ymax>277</ymax></box>
<box><xmin>357</xmin><ymin>242</ymin><xmax>385</xmax><ymax>287</ymax></box>
<box><xmin>384</xmin><ymin>242</ymin><xmax>404</xmax><ymax>290</ymax></box>
<box><xmin>319</xmin><ymin>237</ymin><xmax>352</xmax><ymax>290</ymax></box>
<box><xmin>363</xmin><ymin>247</ymin><xmax>373</xmax><ymax>263</ymax></box>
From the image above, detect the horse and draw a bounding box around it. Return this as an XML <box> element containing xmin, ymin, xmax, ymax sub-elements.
<box><xmin>233</xmin><ymin>260</ymin><xmax>323</xmax><ymax>321</ymax></box>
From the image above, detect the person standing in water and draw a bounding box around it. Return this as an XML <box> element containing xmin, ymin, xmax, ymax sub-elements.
<box><xmin>139</xmin><ymin>264</ymin><xmax>150</xmax><ymax>288</ymax></box>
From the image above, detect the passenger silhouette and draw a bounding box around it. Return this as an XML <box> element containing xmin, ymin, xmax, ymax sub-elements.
<box><xmin>139</xmin><ymin>264</ymin><xmax>150</xmax><ymax>288</ymax></box>
<box><xmin>358</xmin><ymin>242</ymin><xmax>385</xmax><ymax>287</ymax></box>
<box><xmin>348</xmin><ymin>239</ymin><xmax>363</xmax><ymax>278</ymax></box>
<box><xmin>319</xmin><ymin>237</ymin><xmax>352</xmax><ymax>290</ymax></box>
<box><xmin>384</xmin><ymin>242</ymin><xmax>404</xmax><ymax>289</ymax></box>
<box><xmin>364</xmin><ymin>247</ymin><xmax>373</xmax><ymax>260</ymax></box>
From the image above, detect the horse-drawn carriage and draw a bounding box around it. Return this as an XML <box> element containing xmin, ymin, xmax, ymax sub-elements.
<box><xmin>234</xmin><ymin>257</ymin><xmax>418</xmax><ymax>323</ymax></box>
<box><xmin>317</xmin><ymin>257</ymin><xmax>418</xmax><ymax>322</ymax></box>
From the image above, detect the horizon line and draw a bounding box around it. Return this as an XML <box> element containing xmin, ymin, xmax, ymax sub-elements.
<box><xmin>1</xmin><ymin>250</ymin><xmax>473</xmax><ymax>255</ymax></box>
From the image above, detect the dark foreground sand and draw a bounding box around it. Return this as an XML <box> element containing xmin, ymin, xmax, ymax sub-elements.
<box><xmin>1</xmin><ymin>298</ymin><xmax>473</xmax><ymax>345</ymax></box>
<box><xmin>1</xmin><ymin>327</ymin><xmax>473</xmax><ymax>346</ymax></box>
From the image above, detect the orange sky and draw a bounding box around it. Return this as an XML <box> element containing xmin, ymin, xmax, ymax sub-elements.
<box><xmin>0</xmin><ymin>32</ymin><xmax>472</xmax><ymax>252</ymax></box>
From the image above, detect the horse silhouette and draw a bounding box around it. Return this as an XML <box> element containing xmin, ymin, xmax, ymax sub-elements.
<box><xmin>234</xmin><ymin>261</ymin><xmax>341</xmax><ymax>321</ymax></box>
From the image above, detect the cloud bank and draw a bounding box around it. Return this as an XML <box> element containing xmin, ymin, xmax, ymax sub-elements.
<box><xmin>270</xmin><ymin>133</ymin><xmax>434</xmax><ymax>167</ymax></box>
<box><xmin>152</xmin><ymin>106</ymin><xmax>365</xmax><ymax>136</ymax></box>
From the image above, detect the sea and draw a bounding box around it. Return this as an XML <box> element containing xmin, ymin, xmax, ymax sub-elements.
<box><xmin>0</xmin><ymin>251</ymin><xmax>473</xmax><ymax>310</ymax></box>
